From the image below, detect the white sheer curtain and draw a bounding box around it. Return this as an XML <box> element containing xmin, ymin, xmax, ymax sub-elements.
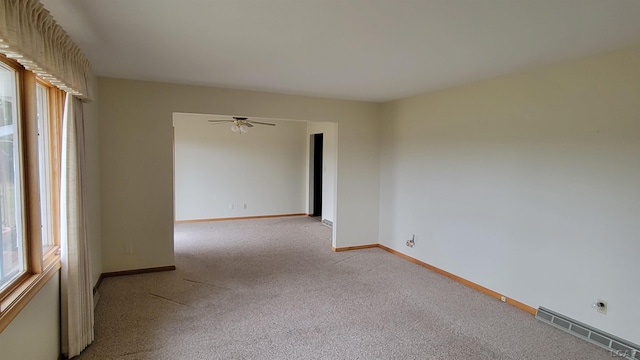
<box><xmin>60</xmin><ymin>93</ymin><xmax>94</xmax><ymax>358</ymax></box>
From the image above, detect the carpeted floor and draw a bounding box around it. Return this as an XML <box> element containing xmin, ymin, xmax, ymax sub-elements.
<box><xmin>78</xmin><ymin>216</ymin><xmax>608</xmax><ymax>359</ymax></box>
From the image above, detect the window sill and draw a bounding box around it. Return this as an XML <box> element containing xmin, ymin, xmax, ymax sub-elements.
<box><xmin>0</xmin><ymin>255</ymin><xmax>61</xmax><ymax>333</ymax></box>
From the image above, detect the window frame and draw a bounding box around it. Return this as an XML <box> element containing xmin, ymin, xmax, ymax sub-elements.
<box><xmin>0</xmin><ymin>52</ymin><xmax>29</xmax><ymax>296</ymax></box>
<box><xmin>0</xmin><ymin>54</ymin><xmax>61</xmax><ymax>333</ymax></box>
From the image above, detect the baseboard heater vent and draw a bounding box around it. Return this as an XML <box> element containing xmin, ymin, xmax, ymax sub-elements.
<box><xmin>536</xmin><ymin>307</ymin><xmax>640</xmax><ymax>359</ymax></box>
<box><xmin>321</xmin><ymin>219</ymin><xmax>333</xmax><ymax>228</ymax></box>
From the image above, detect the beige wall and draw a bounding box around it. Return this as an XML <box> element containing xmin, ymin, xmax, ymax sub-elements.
<box><xmin>379</xmin><ymin>45</ymin><xmax>640</xmax><ymax>343</ymax></box>
<box><xmin>99</xmin><ymin>78</ymin><xmax>380</xmax><ymax>271</ymax></box>
<box><xmin>0</xmin><ymin>274</ymin><xmax>60</xmax><ymax>360</ymax></box>
<box><xmin>173</xmin><ymin>113</ymin><xmax>307</xmax><ymax>220</ymax></box>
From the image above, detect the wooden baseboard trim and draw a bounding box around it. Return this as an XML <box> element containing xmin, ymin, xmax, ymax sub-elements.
<box><xmin>98</xmin><ymin>266</ymin><xmax>177</xmax><ymax>287</ymax></box>
<box><xmin>332</xmin><ymin>244</ymin><xmax>378</xmax><ymax>252</ymax></box>
<box><xmin>505</xmin><ymin>297</ymin><xmax>537</xmax><ymax>315</ymax></box>
<box><xmin>375</xmin><ymin>244</ymin><xmax>536</xmax><ymax>315</ymax></box>
<box><xmin>175</xmin><ymin>213</ymin><xmax>307</xmax><ymax>224</ymax></box>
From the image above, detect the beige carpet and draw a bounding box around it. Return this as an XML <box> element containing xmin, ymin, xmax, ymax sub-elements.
<box><xmin>78</xmin><ymin>216</ymin><xmax>608</xmax><ymax>359</ymax></box>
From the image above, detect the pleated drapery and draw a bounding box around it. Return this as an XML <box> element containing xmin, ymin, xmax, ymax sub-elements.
<box><xmin>60</xmin><ymin>94</ymin><xmax>94</xmax><ymax>358</ymax></box>
<box><xmin>0</xmin><ymin>0</ymin><xmax>93</xmax><ymax>101</ymax></box>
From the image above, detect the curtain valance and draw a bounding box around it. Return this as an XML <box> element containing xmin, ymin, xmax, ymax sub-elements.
<box><xmin>0</xmin><ymin>0</ymin><xmax>93</xmax><ymax>101</ymax></box>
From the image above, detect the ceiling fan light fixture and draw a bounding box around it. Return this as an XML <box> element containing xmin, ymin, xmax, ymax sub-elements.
<box><xmin>208</xmin><ymin>116</ymin><xmax>273</xmax><ymax>134</ymax></box>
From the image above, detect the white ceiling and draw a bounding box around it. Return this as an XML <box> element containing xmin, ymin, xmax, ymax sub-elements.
<box><xmin>40</xmin><ymin>0</ymin><xmax>640</xmax><ymax>102</ymax></box>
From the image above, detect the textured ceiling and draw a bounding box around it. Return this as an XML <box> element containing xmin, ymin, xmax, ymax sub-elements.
<box><xmin>41</xmin><ymin>0</ymin><xmax>640</xmax><ymax>101</ymax></box>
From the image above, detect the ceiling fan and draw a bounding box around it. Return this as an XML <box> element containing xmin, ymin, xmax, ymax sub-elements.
<box><xmin>208</xmin><ymin>116</ymin><xmax>276</xmax><ymax>134</ymax></box>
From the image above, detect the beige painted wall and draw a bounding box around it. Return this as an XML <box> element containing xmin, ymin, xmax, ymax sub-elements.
<box><xmin>379</xmin><ymin>45</ymin><xmax>640</xmax><ymax>343</ymax></box>
<box><xmin>99</xmin><ymin>78</ymin><xmax>380</xmax><ymax>271</ymax></box>
<box><xmin>0</xmin><ymin>274</ymin><xmax>60</xmax><ymax>360</ymax></box>
<box><xmin>173</xmin><ymin>113</ymin><xmax>307</xmax><ymax>220</ymax></box>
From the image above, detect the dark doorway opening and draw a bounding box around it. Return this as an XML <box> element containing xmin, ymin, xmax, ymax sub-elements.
<box><xmin>311</xmin><ymin>133</ymin><xmax>323</xmax><ymax>217</ymax></box>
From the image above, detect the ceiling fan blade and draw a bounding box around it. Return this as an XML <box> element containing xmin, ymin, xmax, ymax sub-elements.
<box><xmin>249</xmin><ymin>121</ymin><xmax>276</xmax><ymax>126</ymax></box>
<box><xmin>246</xmin><ymin>123</ymin><xmax>254</xmax><ymax>127</ymax></box>
<box><xmin>208</xmin><ymin>120</ymin><xmax>233</xmax><ymax>123</ymax></box>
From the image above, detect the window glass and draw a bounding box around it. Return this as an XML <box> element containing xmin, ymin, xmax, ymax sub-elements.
<box><xmin>36</xmin><ymin>83</ymin><xmax>54</xmax><ymax>253</ymax></box>
<box><xmin>0</xmin><ymin>61</ymin><xmax>26</xmax><ymax>292</ymax></box>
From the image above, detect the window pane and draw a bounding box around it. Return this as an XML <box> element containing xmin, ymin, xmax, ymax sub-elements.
<box><xmin>36</xmin><ymin>84</ymin><xmax>54</xmax><ymax>252</ymax></box>
<box><xmin>0</xmin><ymin>62</ymin><xmax>25</xmax><ymax>292</ymax></box>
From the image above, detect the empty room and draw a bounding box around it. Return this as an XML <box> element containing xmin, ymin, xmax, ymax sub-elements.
<box><xmin>1</xmin><ymin>1</ymin><xmax>639</xmax><ymax>359</ymax></box>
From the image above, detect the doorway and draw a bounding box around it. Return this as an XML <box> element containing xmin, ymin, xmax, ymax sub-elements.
<box><xmin>310</xmin><ymin>133</ymin><xmax>323</xmax><ymax>217</ymax></box>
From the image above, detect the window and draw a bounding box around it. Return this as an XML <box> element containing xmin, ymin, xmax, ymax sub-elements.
<box><xmin>0</xmin><ymin>54</ymin><xmax>62</xmax><ymax>330</ymax></box>
<box><xmin>0</xmin><ymin>59</ymin><xmax>26</xmax><ymax>292</ymax></box>
<box><xmin>36</xmin><ymin>83</ymin><xmax>54</xmax><ymax>254</ymax></box>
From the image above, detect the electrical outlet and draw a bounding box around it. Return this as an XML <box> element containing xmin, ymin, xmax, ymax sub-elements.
<box><xmin>593</xmin><ymin>299</ymin><xmax>607</xmax><ymax>315</ymax></box>
<box><xmin>243</xmin><ymin>203</ymin><xmax>248</xmax><ymax>209</ymax></box>
<box><xmin>406</xmin><ymin>234</ymin><xmax>415</xmax><ymax>248</ymax></box>
<box><xmin>500</xmin><ymin>296</ymin><xmax>506</xmax><ymax>302</ymax></box>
